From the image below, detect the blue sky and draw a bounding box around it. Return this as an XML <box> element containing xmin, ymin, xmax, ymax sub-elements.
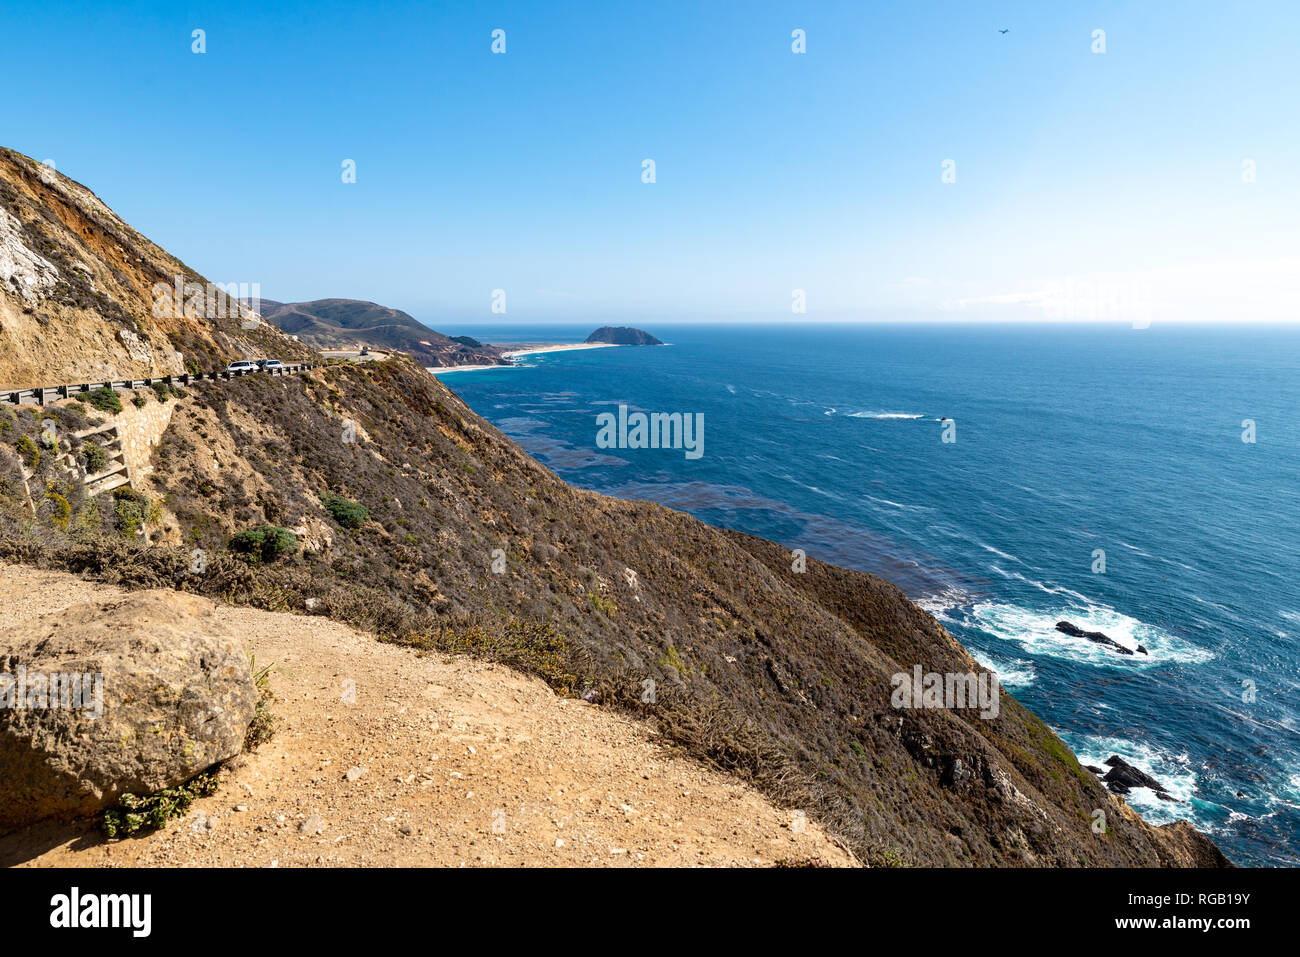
<box><xmin>3</xmin><ymin>0</ymin><xmax>1298</xmax><ymax>325</ymax></box>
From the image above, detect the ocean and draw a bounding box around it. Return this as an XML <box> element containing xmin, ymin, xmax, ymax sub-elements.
<box><xmin>437</xmin><ymin>322</ymin><xmax>1300</xmax><ymax>866</ymax></box>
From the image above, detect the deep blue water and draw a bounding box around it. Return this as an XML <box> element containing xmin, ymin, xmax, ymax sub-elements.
<box><xmin>438</xmin><ymin>322</ymin><xmax>1300</xmax><ymax>866</ymax></box>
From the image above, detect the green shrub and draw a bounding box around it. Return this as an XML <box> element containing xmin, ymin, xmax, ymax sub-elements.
<box><xmin>15</xmin><ymin>435</ymin><xmax>39</xmax><ymax>468</ymax></box>
<box><xmin>588</xmin><ymin>590</ymin><xmax>618</xmax><ymax>617</ymax></box>
<box><xmin>152</xmin><ymin>382</ymin><xmax>170</xmax><ymax>403</ymax></box>
<box><xmin>321</xmin><ymin>493</ymin><xmax>368</xmax><ymax>529</ymax></box>
<box><xmin>112</xmin><ymin>486</ymin><xmax>148</xmax><ymax>535</ymax></box>
<box><xmin>132</xmin><ymin>395</ymin><xmax>148</xmax><ymax>408</ymax></box>
<box><xmin>101</xmin><ymin>772</ymin><xmax>219</xmax><ymax>838</ymax></box>
<box><xmin>44</xmin><ymin>490</ymin><xmax>71</xmax><ymax>530</ymax></box>
<box><xmin>80</xmin><ymin>387</ymin><xmax>123</xmax><ymax>414</ymax></box>
<box><xmin>245</xmin><ymin>655</ymin><xmax>278</xmax><ymax>750</ymax></box>
<box><xmin>82</xmin><ymin>441</ymin><xmax>107</xmax><ymax>475</ymax></box>
<box><xmin>229</xmin><ymin>524</ymin><xmax>299</xmax><ymax>562</ymax></box>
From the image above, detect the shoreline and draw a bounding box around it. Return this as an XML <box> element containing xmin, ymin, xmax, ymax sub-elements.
<box><xmin>501</xmin><ymin>342</ymin><xmax>619</xmax><ymax>358</ymax></box>
<box><xmin>428</xmin><ymin>341</ymin><xmax>618</xmax><ymax>375</ymax></box>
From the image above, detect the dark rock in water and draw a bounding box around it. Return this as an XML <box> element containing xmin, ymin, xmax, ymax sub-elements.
<box><xmin>1155</xmin><ymin>791</ymin><xmax>1181</xmax><ymax>802</ymax></box>
<box><xmin>1236</xmin><ymin>791</ymin><xmax>1246</xmax><ymax>798</ymax></box>
<box><xmin>1085</xmin><ymin>765</ymin><xmax>1105</xmax><ymax>775</ymax></box>
<box><xmin>1103</xmin><ymin>755</ymin><xmax>1169</xmax><ymax>796</ymax></box>
<box><xmin>1055</xmin><ymin>620</ymin><xmax>1134</xmax><ymax>655</ymax></box>
<box><xmin>1136</xmin><ymin>644</ymin><xmax>1149</xmax><ymax>655</ymax></box>
<box><xmin>585</xmin><ymin>326</ymin><xmax>663</xmax><ymax>346</ymax></box>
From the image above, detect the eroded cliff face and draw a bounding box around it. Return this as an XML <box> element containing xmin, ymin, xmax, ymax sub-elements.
<box><xmin>0</xmin><ymin>146</ymin><xmax>313</xmax><ymax>388</ymax></box>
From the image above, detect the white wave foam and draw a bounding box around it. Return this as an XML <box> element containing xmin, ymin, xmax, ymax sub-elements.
<box><xmin>912</xmin><ymin>585</ymin><xmax>978</xmax><ymax>618</ymax></box>
<box><xmin>1060</xmin><ymin>732</ymin><xmax>1199</xmax><ymax>825</ymax></box>
<box><xmin>846</xmin><ymin>411</ymin><xmax>925</xmax><ymax>420</ymax></box>
<box><xmin>862</xmin><ymin>494</ymin><xmax>929</xmax><ymax>512</ymax></box>
<box><xmin>964</xmin><ymin>601</ymin><xmax>1213</xmax><ymax>668</ymax></box>
<box><xmin>979</xmin><ymin>543</ymin><xmax>1023</xmax><ymax>564</ymax></box>
<box><xmin>969</xmin><ymin>649</ymin><xmax>1036</xmax><ymax>689</ymax></box>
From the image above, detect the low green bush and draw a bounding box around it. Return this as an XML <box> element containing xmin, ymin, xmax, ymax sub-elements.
<box><xmin>112</xmin><ymin>486</ymin><xmax>149</xmax><ymax>535</ymax></box>
<box><xmin>229</xmin><ymin>524</ymin><xmax>299</xmax><ymax>562</ymax></box>
<box><xmin>44</xmin><ymin>490</ymin><xmax>71</xmax><ymax>530</ymax></box>
<box><xmin>15</xmin><ymin>435</ymin><xmax>39</xmax><ymax>468</ymax></box>
<box><xmin>77</xmin><ymin>387</ymin><xmax>123</xmax><ymax>414</ymax></box>
<box><xmin>321</xmin><ymin>493</ymin><xmax>369</xmax><ymax>529</ymax></box>
<box><xmin>82</xmin><ymin>441</ymin><xmax>107</xmax><ymax>475</ymax></box>
<box><xmin>101</xmin><ymin>772</ymin><xmax>219</xmax><ymax>838</ymax></box>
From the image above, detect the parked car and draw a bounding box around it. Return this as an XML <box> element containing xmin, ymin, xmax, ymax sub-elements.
<box><xmin>226</xmin><ymin>360</ymin><xmax>255</xmax><ymax>374</ymax></box>
<box><xmin>261</xmin><ymin>359</ymin><xmax>285</xmax><ymax>372</ymax></box>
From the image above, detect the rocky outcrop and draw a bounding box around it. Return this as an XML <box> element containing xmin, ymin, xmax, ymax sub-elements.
<box><xmin>1100</xmin><ymin>755</ymin><xmax>1176</xmax><ymax>800</ymax></box>
<box><xmin>1056</xmin><ymin>620</ymin><xmax>1148</xmax><ymax>655</ymax></box>
<box><xmin>0</xmin><ymin>207</ymin><xmax>59</xmax><ymax>304</ymax></box>
<box><xmin>0</xmin><ymin>590</ymin><xmax>256</xmax><ymax>831</ymax></box>
<box><xmin>585</xmin><ymin>326</ymin><xmax>663</xmax><ymax>346</ymax></box>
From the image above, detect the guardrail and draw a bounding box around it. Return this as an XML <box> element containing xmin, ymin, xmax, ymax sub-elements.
<box><xmin>1</xmin><ymin>363</ymin><xmax>318</xmax><ymax>407</ymax></box>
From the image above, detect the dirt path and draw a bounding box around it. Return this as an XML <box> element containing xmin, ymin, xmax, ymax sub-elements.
<box><xmin>0</xmin><ymin>562</ymin><xmax>855</xmax><ymax>867</ymax></box>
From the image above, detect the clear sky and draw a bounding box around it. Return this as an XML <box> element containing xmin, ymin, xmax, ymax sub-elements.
<box><xmin>4</xmin><ymin>0</ymin><xmax>1297</xmax><ymax>325</ymax></box>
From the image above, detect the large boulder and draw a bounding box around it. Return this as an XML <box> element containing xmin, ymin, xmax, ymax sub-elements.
<box><xmin>0</xmin><ymin>589</ymin><xmax>255</xmax><ymax>831</ymax></box>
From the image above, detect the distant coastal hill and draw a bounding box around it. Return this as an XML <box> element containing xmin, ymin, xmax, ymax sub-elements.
<box><xmin>253</xmin><ymin>298</ymin><xmax>508</xmax><ymax>368</ymax></box>
<box><xmin>585</xmin><ymin>326</ymin><xmax>663</xmax><ymax>346</ymax></box>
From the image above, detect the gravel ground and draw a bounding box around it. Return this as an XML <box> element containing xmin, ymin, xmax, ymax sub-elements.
<box><xmin>0</xmin><ymin>561</ymin><xmax>856</xmax><ymax>868</ymax></box>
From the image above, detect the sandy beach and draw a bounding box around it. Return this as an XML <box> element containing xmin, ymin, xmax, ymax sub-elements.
<box><xmin>429</xmin><ymin>341</ymin><xmax>617</xmax><ymax>375</ymax></box>
<box><xmin>502</xmin><ymin>342</ymin><xmax>619</xmax><ymax>359</ymax></box>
